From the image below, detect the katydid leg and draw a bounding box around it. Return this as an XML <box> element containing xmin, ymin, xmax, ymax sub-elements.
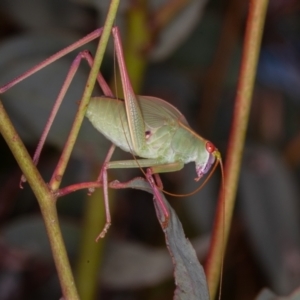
<box><xmin>0</xmin><ymin>28</ymin><xmax>121</xmax><ymax>238</ymax></box>
<box><xmin>94</xmin><ymin>143</ymin><xmax>116</xmax><ymax>240</ymax></box>
<box><xmin>33</xmin><ymin>50</ymin><xmax>113</xmax><ymax>169</ymax></box>
<box><xmin>44</xmin><ymin>50</ymin><xmax>115</xmax><ymax>188</ymax></box>
<box><xmin>96</xmin><ymin>144</ymin><xmax>116</xmax><ymax>183</ymax></box>
<box><xmin>0</xmin><ymin>28</ymin><xmax>105</xmax><ymax>93</ymax></box>
<box><xmin>0</xmin><ymin>28</ymin><xmax>112</xmax><ymax>181</ymax></box>
<box><xmin>103</xmin><ymin>158</ymin><xmax>184</xmax><ymax>228</ymax></box>
<box><xmin>96</xmin><ymin>161</ymin><xmax>111</xmax><ymax>241</ymax></box>
<box><xmin>106</xmin><ymin>159</ymin><xmax>184</xmax><ymax>172</ymax></box>
<box><xmin>145</xmin><ymin>169</ymin><xmax>169</xmax><ymax>227</ymax></box>
<box><xmin>111</xmin><ymin>27</ymin><xmax>146</xmax><ymax>153</ymax></box>
<box><xmin>52</xmin><ymin>143</ymin><xmax>114</xmax><ymax>240</ymax></box>
<box><xmin>153</xmin><ymin>173</ymin><xmax>163</xmax><ymax>190</ymax></box>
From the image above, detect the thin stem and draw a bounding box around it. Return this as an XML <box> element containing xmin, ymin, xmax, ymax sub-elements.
<box><xmin>49</xmin><ymin>0</ymin><xmax>120</xmax><ymax>191</ymax></box>
<box><xmin>0</xmin><ymin>101</ymin><xmax>79</xmax><ymax>299</ymax></box>
<box><xmin>0</xmin><ymin>1</ymin><xmax>121</xmax><ymax>298</ymax></box>
<box><xmin>205</xmin><ymin>0</ymin><xmax>269</xmax><ymax>298</ymax></box>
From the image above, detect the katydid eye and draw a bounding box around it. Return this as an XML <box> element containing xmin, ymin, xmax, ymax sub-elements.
<box><xmin>206</xmin><ymin>141</ymin><xmax>215</xmax><ymax>153</ymax></box>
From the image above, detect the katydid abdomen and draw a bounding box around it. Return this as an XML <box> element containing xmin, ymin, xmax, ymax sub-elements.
<box><xmin>86</xmin><ymin>95</ymin><xmax>173</xmax><ymax>159</ymax></box>
<box><xmin>86</xmin><ymin>95</ymin><xmax>217</xmax><ymax>180</ymax></box>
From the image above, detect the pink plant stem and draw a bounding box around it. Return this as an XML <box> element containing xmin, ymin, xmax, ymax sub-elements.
<box><xmin>205</xmin><ymin>0</ymin><xmax>269</xmax><ymax>299</ymax></box>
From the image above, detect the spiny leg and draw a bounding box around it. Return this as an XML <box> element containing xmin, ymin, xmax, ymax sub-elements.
<box><xmin>106</xmin><ymin>158</ymin><xmax>185</xmax><ymax>229</ymax></box>
<box><xmin>94</xmin><ymin>143</ymin><xmax>116</xmax><ymax>241</ymax></box>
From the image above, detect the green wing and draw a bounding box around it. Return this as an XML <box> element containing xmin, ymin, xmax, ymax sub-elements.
<box><xmin>138</xmin><ymin>96</ymin><xmax>190</xmax><ymax>130</ymax></box>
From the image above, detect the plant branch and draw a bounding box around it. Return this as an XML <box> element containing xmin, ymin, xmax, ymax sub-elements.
<box><xmin>0</xmin><ymin>101</ymin><xmax>80</xmax><ymax>299</ymax></box>
<box><xmin>205</xmin><ymin>0</ymin><xmax>269</xmax><ymax>298</ymax></box>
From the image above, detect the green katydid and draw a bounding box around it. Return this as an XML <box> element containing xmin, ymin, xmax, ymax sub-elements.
<box><xmin>0</xmin><ymin>27</ymin><xmax>222</xmax><ymax>241</ymax></box>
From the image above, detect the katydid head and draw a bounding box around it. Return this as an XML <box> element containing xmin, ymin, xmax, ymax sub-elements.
<box><xmin>195</xmin><ymin>141</ymin><xmax>220</xmax><ymax>181</ymax></box>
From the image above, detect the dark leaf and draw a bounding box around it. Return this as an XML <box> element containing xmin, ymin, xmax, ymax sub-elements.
<box><xmin>110</xmin><ymin>177</ymin><xmax>210</xmax><ymax>300</ymax></box>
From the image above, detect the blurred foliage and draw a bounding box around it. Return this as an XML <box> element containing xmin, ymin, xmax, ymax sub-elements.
<box><xmin>0</xmin><ymin>0</ymin><xmax>299</xmax><ymax>299</ymax></box>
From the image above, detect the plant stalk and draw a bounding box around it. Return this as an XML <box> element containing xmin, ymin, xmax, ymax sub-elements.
<box><xmin>0</xmin><ymin>101</ymin><xmax>80</xmax><ymax>299</ymax></box>
<box><xmin>205</xmin><ymin>0</ymin><xmax>269</xmax><ymax>298</ymax></box>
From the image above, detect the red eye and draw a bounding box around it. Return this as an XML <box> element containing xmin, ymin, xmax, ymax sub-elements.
<box><xmin>206</xmin><ymin>141</ymin><xmax>215</xmax><ymax>153</ymax></box>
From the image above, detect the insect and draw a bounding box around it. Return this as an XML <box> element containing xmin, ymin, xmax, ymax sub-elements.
<box><xmin>0</xmin><ymin>27</ymin><xmax>221</xmax><ymax>240</ymax></box>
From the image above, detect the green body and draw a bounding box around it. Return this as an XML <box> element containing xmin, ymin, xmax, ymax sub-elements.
<box><xmin>85</xmin><ymin>27</ymin><xmax>217</xmax><ymax>179</ymax></box>
<box><xmin>86</xmin><ymin>95</ymin><xmax>215</xmax><ymax>178</ymax></box>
